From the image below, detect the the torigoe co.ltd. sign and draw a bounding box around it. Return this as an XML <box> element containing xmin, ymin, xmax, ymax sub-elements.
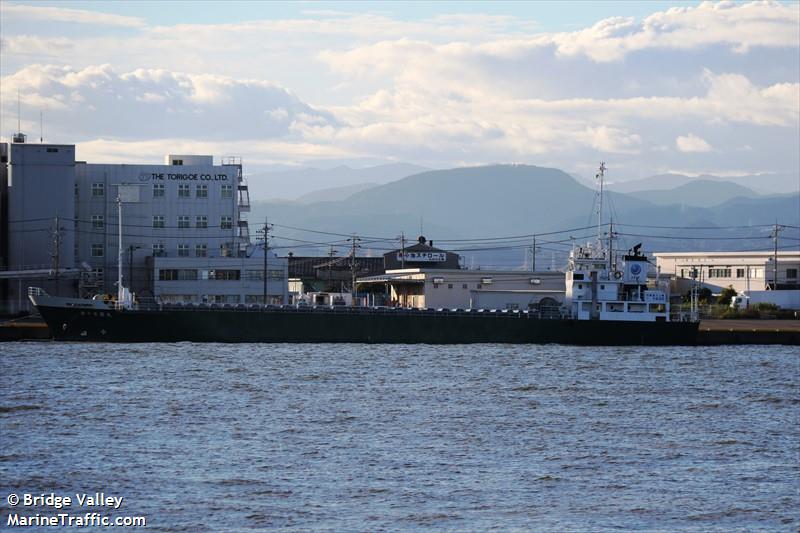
<box><xmin>139</xmin><ymin>173</ymin><xmax>229</xmax><ymax>182</ymax></box>
<box><xmin>397</xmin><ymin>252</ymin><xmax>447</xmax><ymax>262</ymax></box>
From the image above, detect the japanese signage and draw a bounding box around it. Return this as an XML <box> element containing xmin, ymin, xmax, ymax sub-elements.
<box><xmin>644</xmin><ymin>290</ymin><xmax>667</xmax><ymax>303</ymax></box>
<box><xmin>397</xmin><ymin>251</ymin><xmax>447</xmax><ymax>262</ymax></box>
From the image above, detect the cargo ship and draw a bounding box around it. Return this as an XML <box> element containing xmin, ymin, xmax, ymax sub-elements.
<box><xmin>28</xmin><ymin>163</ymin><xmax>699</xmax><ymax>345</ymax></box>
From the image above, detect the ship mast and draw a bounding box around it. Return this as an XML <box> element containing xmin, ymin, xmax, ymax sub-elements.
<box><xmin>117</xmin><ymin>194</ymin><xmax>124</xmax><ymax>307</ymax></box>
<box><xmin>596</xmin><ymin>161</ymin><xmax>606</xmax><ymax>249</ymax></box>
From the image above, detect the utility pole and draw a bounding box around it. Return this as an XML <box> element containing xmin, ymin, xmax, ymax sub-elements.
<box><xmin>258</xmin><ymin>218</ymin><xmax>272</xmax><ymax>304</ymax></box>
<box><xmin>51</xmin><ymin>216</ymin><xmax>61</xmax><ymax>295</ymax></box>
<box><xmin>348</xmin><ymin>234</ymin><xmax>361</xmax><ymax>306</ymax></box>
<box><xmin>771</xmin><ymin>222</ymin><xmax>783</xmax><ymax>290</ymax></box>
<box><xmin>128</xmin><ymin>245</ymin><xmax>142</xmax><ymax>293</ymax></box>
<box><xmin>328</xmin><ymin>246</ymin><xmax>336</xmax><ymax>291</ymax></box>
<box><xmin>400</xmin><ymin>232</ymin><xmax>406</xmax><ymax>269</ymax></box>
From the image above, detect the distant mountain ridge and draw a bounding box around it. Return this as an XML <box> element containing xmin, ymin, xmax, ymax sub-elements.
<box><xmin>609</xmin><ymin>172</ymin><xmax>799</xmax><ymax>195</ymax></box>
<box><xmin>248</xmin><ymin>163</ymin><xmax>430</xmax><ymax>201</ymax></box>
<box><xmin>627</xmin><ymin>179</ymin><xmax>760</xmax><ymax>207</ymax></box>
<box><xmin>296</xmin><ymin>182</ymin><xmax>379</xmax><ymax>203</ymax></box>
<box><xmin>249</xmin><ymin>164</ymin><xmax>799</xmax><ymax>267</ymax></box>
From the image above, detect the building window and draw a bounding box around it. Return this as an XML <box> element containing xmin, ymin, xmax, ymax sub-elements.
<box><xmin>47</xmin><ymin>147</ymin><xmax>59</xmax><ymax>153</ymax></box>
<box><xmin>245</xmin><ymin>270</ymin><xmax>262</xmax><ymax>281</ymax></box>
<box><xmin>91</xmin><ymin>183</ymin><xmax>105</xmax><ymax>197</ymax></box>
<box><xmin>244</xmin><ymin>269</ymin><xmax>282</xmax><ymax>280</ymax></box>
<box><xmin>172</xmin><ymin>159</ymin><xmax>183</xmax><ymax>166</ymax></box>
<box><xmin>177</xmin><ymin>244</ymin><xmax>189</xmax><ymax>257</ymax></box>
<box><xmin>152</xmin><ymin>243</ymin><xmax>166</xmax><ymax>257</ymax></box>
<box><xmin>153</xmin><ymin>215</ymin><xmax>166</xmax><ymax>229</ymax></box>
<box><xmin>448</xmin><ymin>283</ymin><xmax>453</xmax><ymax>289</ymax></box>
<box><xmin>222</xmin><ymin>184</ymin><xmax>233</xmax><ymax>198</ymax></box>
<box><xmin>477</xmin><ymin>284</ymin><xmax>482</xmax><ymax>289</ymax></box>
<box><xmin>196</xmin><ymin>215</ymin><xmax>208</xmax><ymax>229</ymax></box>
<box><xmin>196</xmin><ymin>184</ymin><xmax>208</xmax><ymax>198</ymax></box>
<box><xmin>178</xmin><ymin>216</ymin><xmax>190</xmax><ymax>229</ymax></box>
<box><xmin>209</xmin><ymin>269</ymin><xmax>241</xmax><ymax>281</ymax></box>
<box><xmin>91</xmin><ymin>215</ymin><xmax>104</xmax><ymax>229</ymax></box>
<box><xmin>159</xmin><ymin>269</ymin><xmax>197</xmax><ymax>281</ymax></box>
<box><xmin>788</xmin><ymin>268</ymin><xmax>798</xmax><ymax>279</ymax></box>
<box><xmin>195</xmin><ymin>244</ymin><xmax>207</xmax><ymax>257</ymax></box>
<box><xmin>178</xmin><ymin>184</ymin><xmax>190</xmax><ymax>198</ymax></box>
<box><xmin>91</xmin><ymin>244</ymin><xmax>104</xmax><ymax>257</ymax></box>
<box><xmin>736</xmin><ymin>268</ymin><xmax>745</xmax><ymax>278</ymax></box>
<box><xmin>220</xmin><ymin>216</ymin><xmax>233</xmax><ymax>230</ymax></box>
<box><xmin>708</xmin><ymin>268</ymin><xmax>731</xmax><ymax>278</ymax></box>
<box><xmin>213</xmin><ymin>295</ymin><xmax>240</xmax><ymax>304</ymax></box>
<box><xmin>462</xmin><ymin>284</ymin><xmax>467</xmax><ymax>289</ymax></box>
<box><xmin>153</xmin><ymin>184</ymin><xmax>165</xmax><ymax>198</ymax></box>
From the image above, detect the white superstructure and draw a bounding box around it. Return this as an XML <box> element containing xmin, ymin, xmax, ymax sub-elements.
<box><xmin>564</xmin><ymin>163</ymin><xmax>672</xmax><ymax>322</ymax></box>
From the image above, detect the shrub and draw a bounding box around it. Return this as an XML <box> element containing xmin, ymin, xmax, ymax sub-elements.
<box><xmin>717</xmin><ymin>286</ymin><xmax>737</xmax><ymax>306</ymax></box>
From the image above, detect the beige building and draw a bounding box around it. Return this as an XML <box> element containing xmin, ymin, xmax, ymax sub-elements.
<box><xmin>358</xmin><ymin>268</ymin><xmax>565</xmax><ymax>310</ymax></box>
<box><xmin>654</xmin><ymin>250</ymin><xmax>800</xmax><ymax>293</ymax></box>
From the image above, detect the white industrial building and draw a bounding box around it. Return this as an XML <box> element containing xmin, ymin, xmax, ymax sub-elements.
<box><xmin>654</xmin><ymin>250</ymin><xmax>800</xmax><ymax>293</ymax></box>
<box><xmin>1</xmin><ymin>139</ymin><xmax>288</xmax><ymax>313</ymax></box>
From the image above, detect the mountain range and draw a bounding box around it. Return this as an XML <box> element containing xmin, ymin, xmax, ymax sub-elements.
<box><xmin>608</xmin><ymin>172</ymin><xmax>799</xmax><ymax>195</ymax></box>
<box><xmin>249</xmin><ymin>164</ymin><xmax>799</xmax><ymax>268</ymax></box>
<box><xmin>247</xmin><ymin>163</ymin><xmax>429</xmax><ymax>201</ymax></box>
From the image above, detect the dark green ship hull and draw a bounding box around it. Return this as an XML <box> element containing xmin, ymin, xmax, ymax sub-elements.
<box><xmin>36</xmin><ymin>305</ymin><xmax>699</xmax><ymax>345</ymax></box>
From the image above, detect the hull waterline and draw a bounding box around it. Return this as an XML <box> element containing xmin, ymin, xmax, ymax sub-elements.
<box><xmin>35</xmin><ymin>305</ymin><xmax>699</xmax><ymax>345</ymax></box>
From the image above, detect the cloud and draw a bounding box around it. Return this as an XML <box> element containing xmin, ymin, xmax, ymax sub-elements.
<box><xmin>0</xmin><ymin>1</ymin><xmax>797</xmax><ymax>178</ymax></box>
<box><xmin>0</xmin><ymin>64</ymin><xmax>334</xmax><ymax>141</ymax></box>
<box><xmin>676</xmin><ymin>134</ymin><xmax>713</xmax><ymax>153</ymax></box>
<box><xmin>74</xmin><ymin>137</ymin><xmax>361</xmax><ymax>167</ymax></box>
<box><xmin>2</xmin><ymin>2</ymin><xmax>145</xmax><ymax>28</ymax></box>
<box><xmin>547</xmin><ymin>1</ymin><xmax>799</xmax><ymax>61</ymax></box>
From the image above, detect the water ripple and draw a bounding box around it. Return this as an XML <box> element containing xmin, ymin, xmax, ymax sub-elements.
<box><xmin>1</xmin><ymin>342</ymin><xmax>797</xmax><ymax>531</ymax></box>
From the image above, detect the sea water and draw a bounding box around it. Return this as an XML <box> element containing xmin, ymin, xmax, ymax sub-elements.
<box><xmin>1</xmin><ymin>343</ymin><xmax>797</xmax><ymax>531</ymax></box>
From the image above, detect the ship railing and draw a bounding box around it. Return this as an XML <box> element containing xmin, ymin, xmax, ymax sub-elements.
<box><xmin>27</xmin><ymin>287</ymin><xmax>49</xmax><ymax>297</ymax></box>
<box><xmin>149</xmin><ymin>302</ymin><xmax>570</xmax><ymax>319</ymax></box>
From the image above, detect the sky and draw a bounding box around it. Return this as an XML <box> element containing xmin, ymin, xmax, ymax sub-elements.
<box><xmin>1</xmin><ymin>0</ymin><xmax>799</xmax><ymax>185</ymax></box>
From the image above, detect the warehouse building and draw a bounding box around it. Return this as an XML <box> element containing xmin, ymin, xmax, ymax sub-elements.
<box><xmin>356</xmin><ymin>236</ymin><xmax>565</xmax><ymax>310</ymax></box>
<box><xmin>654</xmin><ymin>250</ymin><xmax>800</xmax><ymax>293</ymax></box>
<box><xmin>358</xmin><ymin>268</ymin><xmax>565</xmax><ymax>310</ymax></box>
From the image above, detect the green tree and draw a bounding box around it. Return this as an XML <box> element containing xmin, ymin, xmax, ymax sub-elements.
<box><xmin>717</xmin><ymin>285</ymin><xmax>737</xmax><ymax>305</ymax></box>
<box><xmin>698</xmin><ymin>287</ymin><xmax>712</xmax><ymax>304</ymax></box>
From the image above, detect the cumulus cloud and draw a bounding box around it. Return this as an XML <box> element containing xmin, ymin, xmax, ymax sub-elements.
<box><xmin>0</xmin><ymin>1</ymin><xmax>797</xmax><ymax>178</ymax></box>
<box><xmin>676</xmin><ymin>134</ymin><xmax>713</xmax><ymax>153</ymax></box>
<box><xmin>0</xmin><ymin>65</ymin><xmax>333</xmax><ymax>141</ymax></box>
<box><xmin>547</xmin><ymin>1</ymin><xmax>799</xmax><ymax>61</ymax></box>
